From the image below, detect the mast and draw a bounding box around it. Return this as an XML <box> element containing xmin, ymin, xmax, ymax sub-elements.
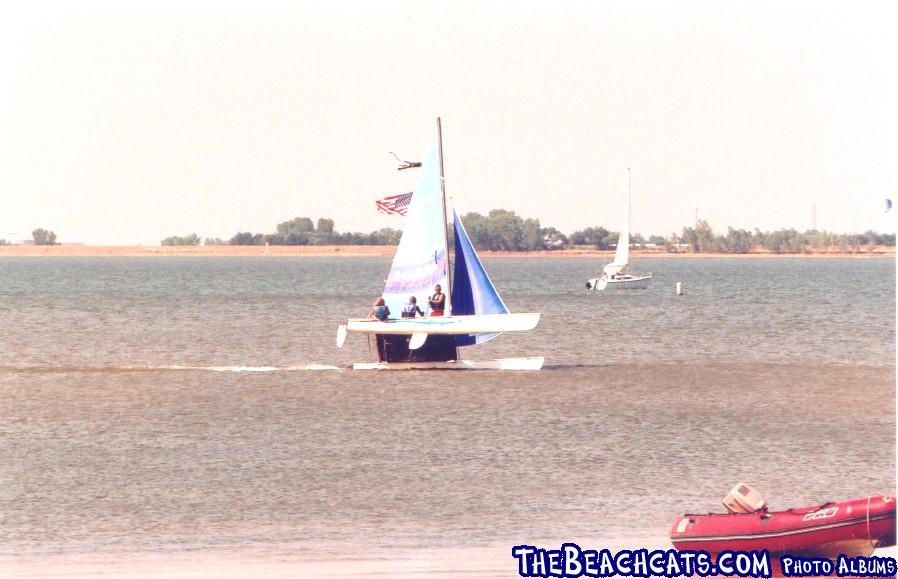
<box><xmin>626</xmin><ymin>167</ymin><xmax>631</xmax><ymax>274</ymax></box>
<box><xmin>437</xmin><ymin>117</ymin><xmax>452</xmax><ymax>316</ymax></box>
<box><xmin>627</xmin><ymin>167</ymin><xmax>631</xmax><ymax>212</ymax></box>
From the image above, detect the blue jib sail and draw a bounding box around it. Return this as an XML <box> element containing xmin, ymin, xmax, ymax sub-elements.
<box><xmin>451</xmin><ymin>210</ymin><xmax>509</xmax><ymax>346</ymax></box>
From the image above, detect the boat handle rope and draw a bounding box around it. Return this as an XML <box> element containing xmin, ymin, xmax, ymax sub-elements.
<box><xmin>866</xmin><ymin>495</ymin><xmax>872</xmax><ymax>548</ymax></box>
<box><xmin>787</xmin><ymin>501</ymin><xmax>834</xmax><ymax>514</ymax></box>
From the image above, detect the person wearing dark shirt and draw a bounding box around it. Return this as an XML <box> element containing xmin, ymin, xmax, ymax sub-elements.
<box><xmin>401</xmin><ymin>296</ymin><xmax>424</xmax><ymax>318</ymax></box>
<box><xmin>428</xmin><ymin>284</ymin><xmax>445</xmax><ymax>316</ymax></box>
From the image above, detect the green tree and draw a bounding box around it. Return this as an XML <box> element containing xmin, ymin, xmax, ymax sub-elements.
<box><xmin>229</xmin><ymin>232</ymin><xmax>264</xmax><ymax>245</ymax></box>
<box><xmin>285</xmin><ymin>233</ymin><xmax>311</xmax><ymax>245</ymax></box>
<box><xmin>454</xmin><ymin>210</ymin><xmax>544</xmax><ymax>251</ymax></box>
<box><xmin>32</xmin><ymin>228</ymin><xmax>57</xmax><ymax>245</ymax></box>
<box><xmin>460</xmin><ymin>212</ymin><xmax>491</xmax><ymax>248</ymax></box>
<box><xmin>724</xmin><ymin>227</ymin><xmax>752</xmax><ymax>253</ymax></box>
<box><xmin>761</xmin><ymin>228</ymin><xmax>803</xmax><ymax>253</ymax></box>
<box><xmin>367</xmin><ymin>228</ymin><xmax>402</xmax><ymax>245</ymax></box>
<box><xmin>694</xmin><ymin>220</ymin><xmax>716</xmax><ymax>252</ymax></box>
<box><xmin>680</xmin><ymin>226</ymin><xmax>699</xmax><ymax>252</ymax></box>
<box><xmin>316</xmin><ymin>218</ymin><xmax>335</xmax><ymax>234</ymax></box>
<box><xmin>337</xmin><ymin>231</ymin><xmax>366</xmax><ymax>245</ymax></box>
<box><xmin>486</xmin><ymin>209</ymin><xmax>524</xmax><ymax>250</ymax></box>
<box><xmin>520</xmin><ymin>217</ymin><xmax>543</xmax><ymax>251</ymax></box>
<box><xmin>570</xmin><ymin>226</ymin><xmax>611</xmax><ymax>248</ymax></box>
<box><xmin>309</xmin><ymin>218</ymin><xmax>337</xmax><ymax>244</ymax></box>
<box><xmin>161</xmin><ymin>233</ymin><xmax>201</xmax><ymax>246</ymax></box>
<box><xmin>276</xmin><ymin>217</ymin><xmax>315</xmax><ymax>237</ymax></box>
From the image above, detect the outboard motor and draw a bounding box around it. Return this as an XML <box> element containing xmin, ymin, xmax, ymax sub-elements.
<box><xmin>723</xmin><ymin>483</ymin><xmax>767</xmax><ymax>514</ymax></box>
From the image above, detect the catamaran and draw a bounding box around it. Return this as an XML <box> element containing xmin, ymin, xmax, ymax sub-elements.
<box><xmin>586</xmin><ymin>168</ymin><xmax>652</xmax><ymax>291</ymax></box>
<box><xmin>336</xmin><ymin>119</ymin><xmax>543</xmax><ymax>370</ymax></box>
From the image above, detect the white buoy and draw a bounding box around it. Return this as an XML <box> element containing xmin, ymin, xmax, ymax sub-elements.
<box><xmin>676</xmin><ymin>282</ymin><xmax>684</xmax><ymax>295</ymax></box>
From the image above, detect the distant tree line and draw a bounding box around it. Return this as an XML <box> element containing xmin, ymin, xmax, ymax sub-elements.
<box><xmin>565</xmin><ymin>227</ymin><xmax>667</xmax><ymax>250</ymax></box>
<box><xmin>159</xmin><ymin>212</ymin><xmax>895</xmax><ymax>253</ymax></box>
<box><xmin>461</xmin><ymin>210</ymin><xmax>544</xmax><ymax>251</ymax></box>
<box><xmin>162</xmin><ymin>217</ymin><xmax>401</xmax><ymax>246</ymax></box>
<box><xmin>674</xmin><ymin>220</ymin><xmax>896</xmax><ymax>253</ymax></box>
<box><xmin>161</xmin><ymin>233</ymin><xmax>200</xmax><ymax>246</ymax></box>
<box><xmin>228</xmin><ymin>217</ymin><xmax>401</xmax><ymax>246</ymax></box>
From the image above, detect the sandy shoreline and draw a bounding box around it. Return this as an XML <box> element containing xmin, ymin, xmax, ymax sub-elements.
<box><xmin>0</xmin><ymin>245</ymin><xmax>893</xmax><ymax>258</ymax></box>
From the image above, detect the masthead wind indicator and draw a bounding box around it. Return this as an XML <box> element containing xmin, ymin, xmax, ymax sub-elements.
<box><xmin>389</xmin><ymin>152</ymin><xmax>422</xmax><ymax>171</ymax></box>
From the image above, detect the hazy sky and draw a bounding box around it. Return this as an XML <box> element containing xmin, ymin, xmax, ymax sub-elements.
<box><xmin>1</xmin><ymin>1</ymin><xmax>895</xmax><ymax>244</ymax></box>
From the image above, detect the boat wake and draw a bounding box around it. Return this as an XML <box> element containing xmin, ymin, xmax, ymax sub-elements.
<box><xmin>156</xmin><ymin>364</ymin><xmax>342</xmax><ymax>372</ymax></box>
<box><xmin>0</xmin><ymin>363</ymin><xmax>343</xmax><ymax>374</ymax></box>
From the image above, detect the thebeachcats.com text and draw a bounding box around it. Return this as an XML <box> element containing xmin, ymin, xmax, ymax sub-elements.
<box><xmin>511</xmin><ymin>543</ymin><xmax>898</xmax><ymax>577</ymax></box>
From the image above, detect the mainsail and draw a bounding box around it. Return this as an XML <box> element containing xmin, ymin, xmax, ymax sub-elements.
<box><xmin>381</xmin><ymin>133</ymin><xmax>449</xmax><ymax>315</ymax></box>
<box><xmin>451</xmin><ymin>210</ymin><xmax>509</xmax><ymax>346</ymax></box>
<box><xmin>603</xmin><ymin>179</ymin><xmax>631</xmax><ymax>276</ymax></box>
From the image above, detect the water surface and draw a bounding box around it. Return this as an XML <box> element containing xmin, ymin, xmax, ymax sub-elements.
<box><xmin>0</xmin><ymin>256</ymin><xmax>894</xmax><ymax>576</ymax></box>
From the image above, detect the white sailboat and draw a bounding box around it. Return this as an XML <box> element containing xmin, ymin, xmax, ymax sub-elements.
<box><xmin>587</xmin><ymin>168</ymin><xmax>652</xmax><ymax>291</ymax></box>
<box><xmin>336</xmin><ymin>119</ymin><xmax>543</xmax><ymax>370</ymax></box>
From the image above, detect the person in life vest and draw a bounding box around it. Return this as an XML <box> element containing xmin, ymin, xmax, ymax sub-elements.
<box><xmin>368</xmin><ymin>297</ymin><xmax>390</xmax><ymax>320</ymax></box>
<box><xmin>401</xmin><ymin>296</ymin><xmax>424</xmax><ymax>318</ymax></box>
<box><xmin>368</xmin><ymin>297</ymin><xmax>391</xmax><ymax>362</ymax></box>
<box><xmin>428</xmin><ymin>284</ymin><xmax>445</xmax><ymax>316</ymax></box>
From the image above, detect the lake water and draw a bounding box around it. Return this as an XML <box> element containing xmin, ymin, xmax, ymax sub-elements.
<box><xmin>0</xmin><ymin>256</ymin><xmax>894</xmax><ymax>577</ymax></box>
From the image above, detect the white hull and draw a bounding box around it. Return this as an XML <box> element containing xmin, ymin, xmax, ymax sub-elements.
<box><xmin>353</xmin><ymin>356</ymin><xmax>544</xmax><ymax>371</ymax></box>
<box><xmin>342</xmin><ymin>313</ymin><xmax>540</xmax><ymax>336</ymax></box>
<box><xmin>588</xmin><ymin>273</ymin><xmax>652</xmax><ymax>290</ymax></box>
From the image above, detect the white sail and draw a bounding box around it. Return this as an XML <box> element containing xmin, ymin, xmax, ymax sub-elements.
<box><xmin>604</xmin><ymin>174</ymin><xmax>630</xmax><ymax>275</ymax></box>
<box><xmin>381</xmin><ymin>133</ymin><xmax>449</xmax><ymax>316</ymax></box>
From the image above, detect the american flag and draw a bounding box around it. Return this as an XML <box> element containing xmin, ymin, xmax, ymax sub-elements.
<box><xmin>376</xmin><ymin>192</ymin><xmax>413</xmax><ymax>216</ymax></box>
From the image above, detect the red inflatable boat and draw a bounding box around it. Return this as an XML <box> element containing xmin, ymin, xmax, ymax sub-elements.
<box><xmin>670</xmin><ymin>493</ymin><xmax>896</xmax><ymax>557</ymax></box>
